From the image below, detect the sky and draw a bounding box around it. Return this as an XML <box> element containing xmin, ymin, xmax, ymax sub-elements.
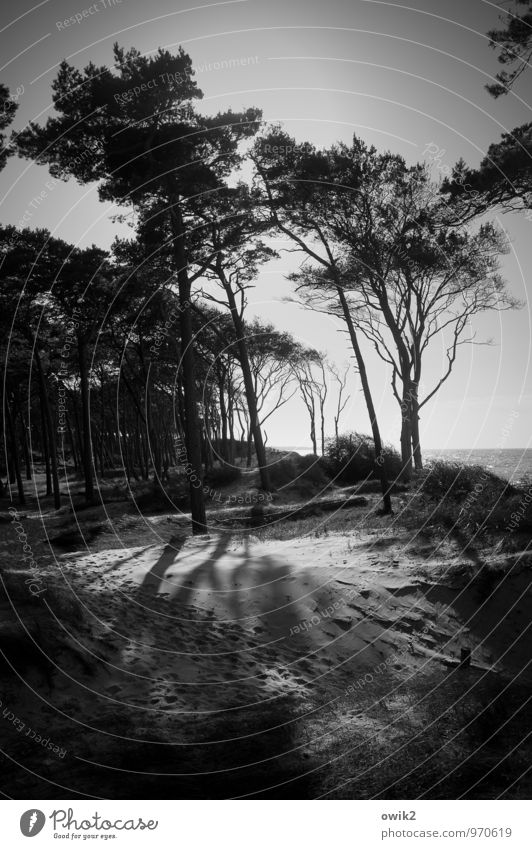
<box><xmin>1</xmin><ymin>0</ymin><xmax>531</xmax><ymax>451</ymax></box>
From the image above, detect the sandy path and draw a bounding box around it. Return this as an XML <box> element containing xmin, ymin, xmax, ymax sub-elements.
<box><xmin>60</xmin><ymin>530</ymin><xmax>522</xmax><ymax>721</ymax></box>
<box><xmin>3</xmin><ymin>524</ymin><xmax>532</xmax><ymax>798</ymax></box>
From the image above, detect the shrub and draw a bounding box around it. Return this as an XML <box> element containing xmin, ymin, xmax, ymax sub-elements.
<box><xmin>405</xmin><ymin>460</ymin><xmax>525</xmax><ymax>537</ymax></box>
<box><xmin>267</xmin><ymin>456</ymin><xmax>300</xmax><ymax>490</ymax></box>
<box><xmin>297</xmin><ymin>454</ymin><xmax>330</xmax><ymax>488</ymax></box>
<box><xmin>323</xmin><ymin>433</ymin><xmax>402</xmax><ymax>484</ymax></box>
<box><xmin>485</xmin><ymin>489</ymin><xmax>532</xmax><ymax>534</ymax></box>
<box><xmin>420</xmin><ymin>461</ymin><xmax>515</xmax><ymax>501</ymax></box>
<box><xmin>134</xmin><ymin>478</ymin><xmax>190</xmax><ymax>511</ymax></box>
<box><xmin>267</xmin><ymin>454</ymin><xmax>331</xmax><ymax>493</ymax></box>
<box><xmin>205</xmin><ymin>464</ymin><xmax>242</xmax><ymax>488</ymax></box>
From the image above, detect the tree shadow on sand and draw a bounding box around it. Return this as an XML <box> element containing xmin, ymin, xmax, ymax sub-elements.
<box><xmin>45</xmin><ymin>533</ymin><xmax>321</xmax><ymax>799</ymax></box>
<box><xmin>136</xmin><ymin>534</ymin><xmax>188</xmax><ymax>596</ymax></box>
<box><xmin>135</xmin><ymin>531</ymin><xmax>310</xmax><ymax>638</ymax></box>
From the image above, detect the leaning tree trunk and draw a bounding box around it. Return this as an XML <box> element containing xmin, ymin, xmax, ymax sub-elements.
<box><xmin>220</xmin><ymin>270</ymin><xmax>271</xmax><ymax>491</ymax></box>
<box><xmin>168</xmin><ymin>198</ymin><xmax>207</xmax><ymax>535</ymax></box>
<box><xmin>77</xmin><ymin>336</ymin><xmax>94</xmax><ymax>503</ymax></box>
<box><xmin>336</xmin><ymin>287</ymin><xmax>392</xmax><ymax>514</ymax></box>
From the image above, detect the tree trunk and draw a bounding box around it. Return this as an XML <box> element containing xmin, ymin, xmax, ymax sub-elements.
<box><xmin>168</xmin><ymin>197</ymin><xmax>207</xmax><ymax>534</ymax></box>
<box><xmin>5</xmin><ymin>400</ymin><xmax>25</xmax><ymax>505</ymax></box>
<box><xmin>218</xmin><ymin>372</ymin><xmax>229</xmax><ymax>463</ymax></box>
<box><xmin>309</xmin><ymin>416</ymin><xmax>317</xmax><ymax>456</ymax></box>
<box><xmin>336</xmin><ymin>286</ymin><xmax>392</xmax><ymax>514</ymax></box>
<box><xmin>19</xmin><ymin>411</ymin><xmax>32</xmax><ymax>480</ymax></box>
<box><xmin>40</xmin><ymin>400</ymin><xmax>52</xmax><ymax>496</ymax></box>
<box><xmin>142</xmin><ymin>433</ymin><xmax>150</xmax><ymax>480</ymax></box>
<box><xmin>72</xmin><ymin>398</ymin><xmax>83</xmax><ymax>472</ymax></box>
<box><xmin>227</xmin><ymin>387</ymin><xmax>236</xmax><ymax>465</ymax></box>
<box><xmin>35</xmin><ymin>350</ymin><xmax>61</xmax><ymax>508</ymax></box>
<box><xmin>411</xmin><ymin>415</ymin><xmax>422</xmax><ymax>470</ymax></box>
<box><xmin>135</xmin><ymin>428</ymin><xmax>147</xmax><ymax>480</ymax></box>
<box><xmin>399</xmin><ymin>380</ymin><xmax>413</xmax><ymax>482</ymax></box>
<box><xmin>122</xmin><ymin>418</ymin><xmax>131</xmax><ymax>483</ymax></box>
<box><xmin>203</xmin><ymin>404</ymin><xmax>214</xmax><ymax>473</ymax></box>
<box><xmin>246</xmin><ymin>429</ymin><xmax>253</xmax><ymax>467</ymax></box>
<box><xmin>7</xmin><ymin>452</ymin><xmax>15</xmax><ymax>484</ymax></box>
<box><xmin>146</xmin><ymin>390</ymin><xmax>163</xmax><ymax>489</ymax></box>
<box><xmin>77</xmin><ymin>336</ymin><xmax>94</xmax><ymax>502</ymax></box>
<box><xmin>372</xmin><ymin>292</ymin><xmax>418</xmax><ymax>481</ymax></box>
<box><xmin>400</xmin><ymin>416</ymin><xmax>413</xmax><ymax>479</ymax></box>
<box><xmin>99</xmin><ymin>375</ymin><xmax>106</xmax><ymax>479</ymax></box>
<box><xmin>411</xmin><ymin>384</ymin><xmax>423</xmax><ymax>471</ymax></box>
<box><xmin>220</xmin><ymin>271</ymin><xmax>271</xmax><ymax>490</ymax></box>
<box><xmin>67</xmin><ymin>415</ymin><xmax>79</xmax><ymax>472</ymax></box>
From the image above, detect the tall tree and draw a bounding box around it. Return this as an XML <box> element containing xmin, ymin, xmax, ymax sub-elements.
<box><xmin>329</xmin><ymin>362</ymin><xmax>351</xmax><ymax>442</ymax></box>
<box><xmin>16</xmin><ymin>43</ymin><xmax>261</xmax><ymax>533</ymax></box>
<box><xmin>291</xmin><ymin>350</ymin><xmax>328</xmax><ymax>456</ymax></box>
<box><xmin>293</xmin><ymin>146</ymin><xmax>515</xmax><ymax>473</ymax></box>
<box><xmin>194</xmin><ymin>186</ymin><xmax>276</xmax><ymax>489</ymax></box>
<box><xmin>251</xmin><ymin>130</ymin><xmax>393</xmax><ymax>511</ymax></box>
<box><xmin>0</xmin><ymin>227</ymin><xmax>67</xmax><ymax>507</ymax></box>
<box><xmin>54</xmin><ymin>245</ymin><xmax>118</xmax><ymax>503</ymax></box>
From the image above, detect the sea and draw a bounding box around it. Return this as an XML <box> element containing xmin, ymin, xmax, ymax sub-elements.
<box><xmin>277</xmin><ymin>446</ymin><xmax>532</xmax><ymax>484</ymax></box>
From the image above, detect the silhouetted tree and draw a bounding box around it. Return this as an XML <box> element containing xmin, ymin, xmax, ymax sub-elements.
<box><xmin>16</xmin><ymin>43</ymin><xmax>261</xmax><ymax>532</ymax></box>
<box><xmin>486</xmin><ymin>1</ymin><xmax>532</xmax><ymax>96</ymax></box>
<box><xmin>251</xmin><ymin>128</ymin><xmax>393</xmax><ymax>513</ymax></box>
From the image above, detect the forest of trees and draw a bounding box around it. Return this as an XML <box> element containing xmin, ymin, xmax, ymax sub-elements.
<box><xmin>0</xmin><ymin>19</ymin><xmax>526</xmax><ymax>529</ymax></box>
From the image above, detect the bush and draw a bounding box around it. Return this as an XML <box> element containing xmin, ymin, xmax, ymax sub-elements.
<box><xmin>297</xmin><ymin>454</ymin><xmax>330</xmax><ymax>488</ymax></box>
<box><xmin>480</xmin><ymin>489</ymin><xmax>532</xmax><ymax>534</ymax></box>
<box><xmin>420</xmin><ymin>461</ymin><xmax>515</xmax><ymax>501</ymax></box>
<box><xmin>267</xmin><ymin>453</ymin><xmax>331</xmax><ymax>493</ymax></box>
<box><xmin>405</xmin><ymin>461</ymin><xmax>526</xmax><ymax>537</ymax></box>
<box><xmin>205</xmin><ymin>464</ymin><xmax>242</xmax><ymax>488</ymax></box>
<box><xmin>134</xmin><ymin>478</ymin><xmax>190</xmax><ymax>511</ymax></box>
<box><xmin>323</xmin><ymin>433</ymin><xmax>402</xmax><ymax>484</ymax></box>
<box><xmin>266</xmin><ymin>456</ymin><xmax>299</xmax><ymax>490</ymax></box>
